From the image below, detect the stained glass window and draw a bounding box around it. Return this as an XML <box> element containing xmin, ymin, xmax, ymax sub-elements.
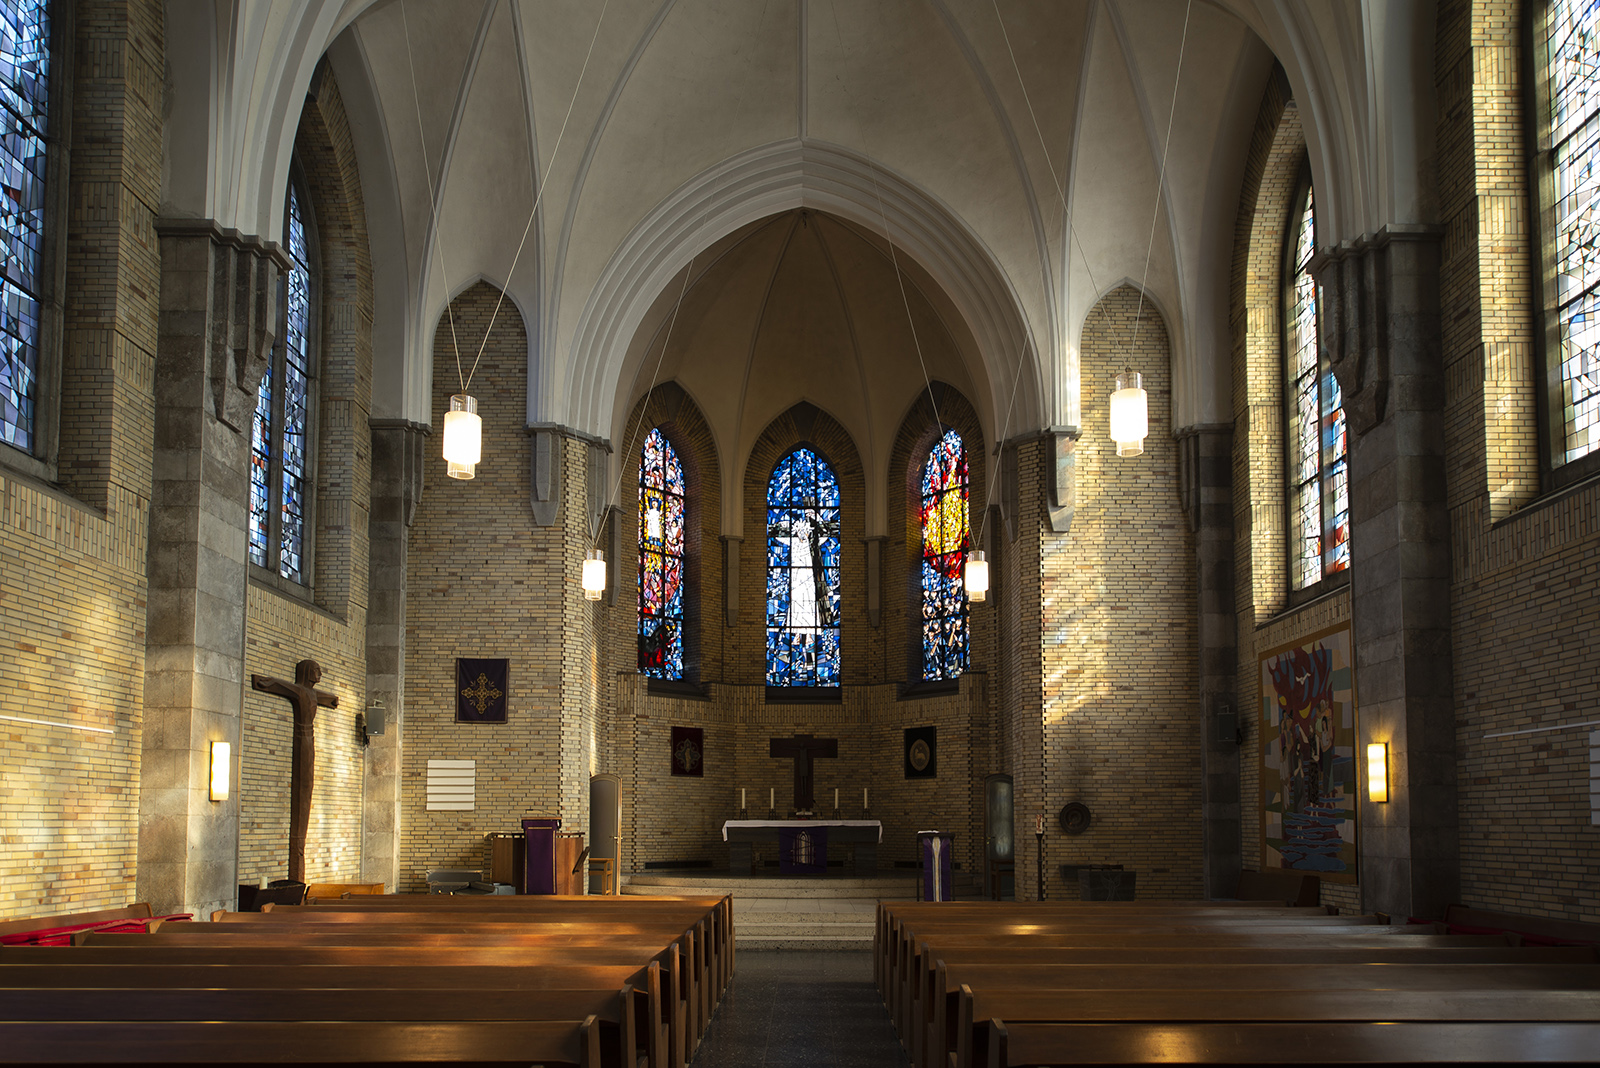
<box><xmin>248</xmin><ymin>175</ymin><xmax>315</xmax><ymax>583</ymax></box>
<box><xmin>0</xmin><ymin>0</ymin><xmax>51</xmax><ymax>452</ymax></box>
<box><xmin>920</xmin><ymin>429</ymin><xmax>970</xmax><ymax>680</ymax></box>
<box><xmin>766</xmin><ymin>447</ymin><xmax>841</xmax><ymax>687</ymax></box>
<box><xmin>1549</xmin><ymin>0</ymin><xmax>1600</xmax><ymax>465</ymax></box>
<box><xmin>1286</xmin><ymin>185</ymin><xmax>1348</xmax><ymax>590</ymax></box>
<box><xmin>638</xmin><ymin>428</ymin><xmax>685</xmax><ymax>679</ymax></box>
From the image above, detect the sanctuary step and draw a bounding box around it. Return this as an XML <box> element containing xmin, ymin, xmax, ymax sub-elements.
<box><xmin>621</xmin><ymin>870</ymin><xmax>981</xmax><ymax>950</ymax></box>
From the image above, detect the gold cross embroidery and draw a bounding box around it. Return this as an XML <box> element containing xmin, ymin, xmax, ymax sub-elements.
<box><xmin>461</xmin><ymin>673</ymin><xmax>503</xmax><ymax>713</ymax></box>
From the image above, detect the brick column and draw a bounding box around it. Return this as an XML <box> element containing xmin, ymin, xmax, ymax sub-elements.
<box><xmin>363</xmin><ymin>420</ymin><xmax>427</xmax><ymax>889</ymax></box>
<box><xmin>141</xmin><ymin>220</ymin><xmax>286</xmax><ymax>916</ymax></box>
<box><xmin>1180</xmin><ymin>425</ymin><xmax>1240</xmax><ymax>897</ymax></box>
<box><xmin>1317</xmin><ymin>226</ymin><xmax>1458</xmax><ymax>919</ymax></box>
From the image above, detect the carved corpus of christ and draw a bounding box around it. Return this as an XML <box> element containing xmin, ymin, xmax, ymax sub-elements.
<box><xmin>251</xmin><ymin>659</ymin><xmax>338</xmax><ymax>883</ymax></box>
<box><xmin>770</xmin><ymin>733</ymin><xmax>838</xmax><ymax>813</ymax></box>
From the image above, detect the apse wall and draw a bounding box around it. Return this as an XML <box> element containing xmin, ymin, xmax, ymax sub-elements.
<box><xmin>1037</xmin><ymin>286</ymin><xmax>1201</xmax><ymax>901</ymax></box>
<box><xmin>602</xmin><ymin>387</ymin><xmax>998</xmax><ymax>879</ymax></box>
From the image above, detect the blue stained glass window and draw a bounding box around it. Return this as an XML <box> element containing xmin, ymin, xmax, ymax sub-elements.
<box><xmin>279</xmin><ymin>184</ymin><xmax>311</xmax><ymax>582</ymax></box>
<box><xmin>638</xmin><ymin>428</ymin><xmax>685</xmax><ymax>679</ymax></box>
<box><xmin>920</xmin><ymin>429</ymin><xmax>970</xmax><ymax>681</ymax></box>
<box><xmin>1549</xmin><ymin>0</ymin><xmax>1600</xmax><ymax>464</ymax></box>
<box><xmin>0</xmin><ymin>0</ymin><xmax>50</xmax><ymax>452</ymax></box>
<box><xmin>1286</xmin><ymin>185</ymin><xmax>1348</xmax><ymax>589</ymax></box>
<box><xmin>247</xmin><ymin>175</ymin><xmax>315</xmax><ymax>584</ymax></box>
<box><xmin>766</xmin><ymin>447</ymin><xmax>841</xmax><ymax>687</ymax></box>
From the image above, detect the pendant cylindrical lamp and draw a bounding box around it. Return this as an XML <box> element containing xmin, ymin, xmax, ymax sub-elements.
<box><xmin>1109</xmin><ymin>370</ymin><xmax>1148</xmax><ymax>457</ymax></box>
<box><xmin>582</xmin><ymin>549</ymin><xmax>607</xmax><ymax>601</ymax></box>
<box><xmin>964</xmin><ymin>549</ymin><xmax>989</xmax><ymax>603</ymax></box>
<box><xmin>443</xmin><ymin>393</ymin><xmax>482</xmax><ymax>480</ymax></box>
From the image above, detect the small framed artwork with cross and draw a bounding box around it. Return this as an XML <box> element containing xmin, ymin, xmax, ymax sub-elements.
<box><xmin>456</xmin><ymin>658</ymin><xmax>509</xmax><ymax>723</ymax></box>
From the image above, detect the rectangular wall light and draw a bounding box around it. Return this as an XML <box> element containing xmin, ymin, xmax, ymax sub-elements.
<box><xmin>210</xmin><ymin>741</ymin><xmax>231</xmax><ymax>802</ymax></box>
<box><xmin>1366</xmin><ymin>742</ymin><xmax>1388</xmax><ymax>803</ymax></box>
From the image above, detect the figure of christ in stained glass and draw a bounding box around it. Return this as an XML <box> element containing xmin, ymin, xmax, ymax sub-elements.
<box><xmin>0</xmin><ymin>0</ymin><xmax>50</xmax><ymax>451</ymax></box>
<box><xmin>1551</xmin><ymin>0</ymin><xmax>1600</xmax><ymax>464</ymax></box>
<box><xmin>920</xmin><ymin>429</ymin><xmax>970</xmax><ymax>681</ymax></box>
<box><xmin>638</xmin><ymin>427</ymin><xmax>685</xmax><ymax>679</ymax></box>
<box><xmin>766</xmin><ymin>447</ymin><xmax>841</xmax><ymax>687</ymax></box>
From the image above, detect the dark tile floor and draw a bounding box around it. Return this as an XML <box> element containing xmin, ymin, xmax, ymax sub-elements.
<box><xmin>689</xmin><ymin>950</ymin><xmax>911</xmax><ymax>1067</ymax></box>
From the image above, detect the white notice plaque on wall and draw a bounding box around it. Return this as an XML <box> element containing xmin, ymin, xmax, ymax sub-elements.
<box><xmin>427</xmin><ymin>759</ymin><xmax>476</xmax><ymax>811</ymax></box>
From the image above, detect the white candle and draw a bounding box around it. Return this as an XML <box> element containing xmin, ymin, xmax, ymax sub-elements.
<box><xmin>863</xmin><ymin>787</ymin><xmax>868</xmax><ymax>808</ymax></box>
<box><xmin>741</xmin><ymin>788</ymin><xmax>746</xmax><ymax>809</ymax></box>
<box><xmin>770</xmin><ymin>787</ymin><xmax>774</xmax><ymax>808</ymax></box>
<box><xmin>834</xmin><ymin>788</ymin><xmax>839</xmax><ymax>809</ymax></box>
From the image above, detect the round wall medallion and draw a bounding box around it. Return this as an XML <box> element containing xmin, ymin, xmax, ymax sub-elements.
<box><xmin>1058</xmin><ymin>802</ymin><xmax>1092</xmax><ymax>835</ymax></box>
<box><xmin>909</xmin><ymin>739</ymin><xmax>931</xmax><ymax>772</ymax></box>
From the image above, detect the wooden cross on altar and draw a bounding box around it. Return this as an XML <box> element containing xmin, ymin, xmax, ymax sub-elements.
<box><xmin>251</xmin><ymin>659</ymin><xmax>338</xmax><ymax>883</ymax></box>
<box><xmin>770</xmin><ymin>733</ymin><xmax>837</xmax><ymax>812</ymax></box>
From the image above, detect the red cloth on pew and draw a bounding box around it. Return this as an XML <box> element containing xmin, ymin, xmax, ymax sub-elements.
<box><xmin>1406</xmin><ymin>915</ymin><xmax>1596</xmax><ymax>948</ymax></box>
<box><xmin>0</xmin><ymin>914</ymin><xmax>193</xmax><ymax>947</ymax></box>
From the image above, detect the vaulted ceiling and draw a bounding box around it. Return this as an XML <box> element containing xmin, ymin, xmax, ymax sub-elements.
<box><xmin>165</xmin><ymin>0</ymin><xmax>1436</xmax><ymax>521</ymax></box>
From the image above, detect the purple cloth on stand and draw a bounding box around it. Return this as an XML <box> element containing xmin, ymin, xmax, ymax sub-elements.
<box><xmin>778</xmin><ymin>826</ymin><xmax>829</xmax><ymax>874</ymax></box>
<box><xmin>522</xmin><ymin>818</ymin><xmax>561</xmax><ymax>894</ymax></box>
<box><xmin>920</xmin><ymin>832</ymin><xmax>954</xmax><ymax>901</ymax></box>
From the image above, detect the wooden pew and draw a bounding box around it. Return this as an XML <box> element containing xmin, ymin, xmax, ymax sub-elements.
<box><xmin>0</xmin><ymin>985</ymin><xmax>631</xmax><ymax>1068</ymax></box>
<box><xmin>982</xmin><ymin>1018</ymin><xmax>1600</xmax><ymax>1068</ymax></box>
<box><xmin>927</xmin><ymin>961</ymin><xmax>1600</xmax><ymax>1068</ymax></box>
<box><xmin>0</xmin><ymin>1017</ymin><xmax>603</xmax><ymax>1067</ymax></box>
<box><xmin>53</xmin><ymin>940</ymin><xmax>691</xmax><ymax>1068</ymax></box>
<box><xmin>0</xmin><ymin>962</ymin><xmax>665</xmax><ymax>1068</ymax></box>
<box><xmin>914</xmin><ymin>946</ymin><xmax>1600</xmax><ymax>1068</ymax></box>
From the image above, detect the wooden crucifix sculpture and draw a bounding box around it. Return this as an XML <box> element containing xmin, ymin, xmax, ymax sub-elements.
<box><xmin>770</xmin><ymin>733</ymin><xmax>838</xmax><ymax>813</ymax></box>
<box><xmin>251</xmin><ymin>659</ymin><xmax>338</xmax><ymax>883</ymax></box>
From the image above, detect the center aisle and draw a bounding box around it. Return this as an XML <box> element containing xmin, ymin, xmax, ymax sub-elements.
<box><xmin>689</xmin><ymin>950</ymin><xmax>910</xmax><ymax>1067</ymax></box>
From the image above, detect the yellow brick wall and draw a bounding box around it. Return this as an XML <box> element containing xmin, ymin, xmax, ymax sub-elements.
<box><xmin>400</xmin><ymin>282</ymin><xmax>567</xmax><ymax>891</ymax></box>
<box><xmin>1440</xmin><ymin>0</ymin><xmax>1600</xmax><ymax>922</ymax></box>
<box><xmin>1039</xmin><ymin>286</ymin><xmax>1201</xmax><ymax>901</ymax></box>
<box><xmin>0</xmin><ymin>0</ymin><xmax>163</xmax><ymax>920</ymax></box>
<box><xmin>238</xmin><ymin>64</ymin><xmax>373</xmax><ymax>889</ymax></box>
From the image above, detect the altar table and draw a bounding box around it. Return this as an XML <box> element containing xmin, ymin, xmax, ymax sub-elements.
<box><xmin>721</xmin><ymin>819</ymin><xmax>883</xmax><ymax>876</ymax></box>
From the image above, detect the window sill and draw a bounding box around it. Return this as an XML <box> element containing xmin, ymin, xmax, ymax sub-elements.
<box><xmin>898</xmin><ymin>678</ymin><xmax>961</xmax><ymax>701</ymax></box>
<box><xmin>1500</xmin><ymin>463</ymin><xmax>1600</xmax><ymax>530</ymax></box>
<box><xmin>645</xmin><ymin>677</ymin><xmax>710</xmax><ymax>700</ymax></box>
<box><xmin>248</xmin><ymin>568</ymin><xmax>344</xmax><ymax>625</ymax></box>
<box><xmin>765</xmin><ymin>686</ymin><xmax>842</xmax><ymax>704</ymax></box>
<box><xmin>1261</xmin><ymin>572</ymin><xmax>1350</xmax><ymax>631</ymax></box>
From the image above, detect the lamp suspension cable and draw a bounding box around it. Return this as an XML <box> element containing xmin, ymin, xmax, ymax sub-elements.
<box><xmin>587</xmin><ymin>6</ymin><xmax>772</xmax><ymax>600</ymax></box>
<box><xmin>961</xmin><ymin>0</ymin><xmax>1097</xmax><ymax>563</ymax></box>
<box><xmin>404</xmin><ymin>0</ymin><xmax>611</xmax><ymax>479</ymax></box>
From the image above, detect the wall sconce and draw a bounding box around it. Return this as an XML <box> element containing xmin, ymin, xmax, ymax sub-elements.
<box><xmin>1366</xmin><ymin>742</ymin><xmax>1388</xmax><ymax>803</ymax></box>
<box><xmin>209</xmin><ymin>741</ymin><xmax>231</xmax><ymax>802</ymax></box>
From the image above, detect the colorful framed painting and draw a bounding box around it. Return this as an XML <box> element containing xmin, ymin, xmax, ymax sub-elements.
<box><xmin>1259</xmin><ymin>623</ymin><xmax>1358</xmax><ymax>882</ymax></box>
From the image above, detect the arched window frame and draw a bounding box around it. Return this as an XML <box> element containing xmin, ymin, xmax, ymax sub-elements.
<box><xmin>765</xmin><ymin>445</ymin><xmax>842</xmax><ymax>693</ymax></box>
<box><xmin>1534</xmin><ymin>0</ymin><xmax>1600</xmax><ymax>488</ymax></box>
<box><xmin>638</xmin><ymin>426</ymin><xmax>686</xmax><ymax>681</ymax></box>
<box><xmin>248</xmin><ymin>161</ymin><xmax>320</xmax><ymax>591</ymax></box>
<box><xmin>1283</xmin><ymin>171</ymin><xmax>1349</xmax><ymax>596</ymax></box>
<box><xmin>0</xmin><ymin>0</ymin><xmax>70</xmax><ymax>482</ymax></box>
<box><xmin>918</xmin><ymin>427</ymin><xmax>970</xmax><ymax>682</ymax></box>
